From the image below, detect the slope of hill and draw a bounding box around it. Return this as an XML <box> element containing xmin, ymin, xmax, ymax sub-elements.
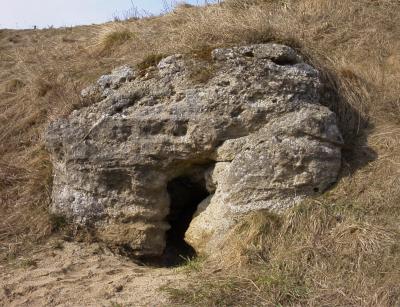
<box><xmin>0</xmin><ymin>0</ymin><xmax>399</xmax><ymax>305</ymax></box>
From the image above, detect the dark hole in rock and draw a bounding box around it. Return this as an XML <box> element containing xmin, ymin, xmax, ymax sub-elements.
<box><xmin>272</xmin><ymin>56</ymin><xmax>298</xmax><ymax>66</ymax></box>
<box><xmin>100</xmin><ymin>170</ymin><xmax>131</xmax><ymax>192</ymax></box>
<box><xmin>171</xmin><ymin>121</ymin><xmax>188</xmax><ymax>137</ymax></box>
<box><xmin>161</xmin><ymin>176</ymin><xmax>210</xmax><ymax>267</ymax></box>
<box><xmin>243</xmin><ymin>50</ymin><xmax>254</xmax><ymax>57</ymax></box>
<box><xmin>230</xmin><ymin>106</ymin><xmax>244</xmax><ymax>117</ymax></box>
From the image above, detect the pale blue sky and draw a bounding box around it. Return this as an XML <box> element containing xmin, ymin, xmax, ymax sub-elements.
<box><xmin>0</xmin><ymin>0</ymin><xmax>212</xmax><ymax>29</ymax></box>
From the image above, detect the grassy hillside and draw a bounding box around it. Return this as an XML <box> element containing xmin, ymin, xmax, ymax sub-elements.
<box><xmin>0</xmin><ymin>0</ymin><xmax>399</xmax><ymax>305</ymax></box>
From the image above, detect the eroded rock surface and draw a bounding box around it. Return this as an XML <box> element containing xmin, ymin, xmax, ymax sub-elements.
<box><xmin>45</xmin><ymin>44</ymin><xmax>343</xmax><ymax>256</ymax></box>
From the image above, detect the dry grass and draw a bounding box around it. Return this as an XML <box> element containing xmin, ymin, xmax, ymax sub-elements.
<box><xmin>137</xmin><ymin>53</ymin><xmax>165</xmax><ymax>71</ymax></box>
<box><xmin>0</xmin><ymin>0</ymin><xmax>399</xmax><ymax>304</ymax></box>
<box><xmin>0</xmin><ymin>26</ymin><xmax>121</xmax><ymax>259</ymax></box>
<box><xmin>96</xmin><ymin>23</ymin><xmax>136</xmax><ymax>54</ymax></box>
<box><xmin>168</xmin><ymin>201</ymin><xmax>400</xmax><ymax>306</ymax></box>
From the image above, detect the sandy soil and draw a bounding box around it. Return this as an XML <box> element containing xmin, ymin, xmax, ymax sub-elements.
<box><xmin>0</xmin><ymin>241</ymin><xmax>185</xmax><ymax>307</ymax></box>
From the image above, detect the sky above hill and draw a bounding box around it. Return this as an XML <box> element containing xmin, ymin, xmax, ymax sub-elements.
<box><xmin>0</xmin><ymin>0</ymin><xmax>214</xmax><ymax>29</ymax></box>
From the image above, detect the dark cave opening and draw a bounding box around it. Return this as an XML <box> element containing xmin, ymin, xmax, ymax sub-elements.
<box><xmin>162</xmin><ymin>176</ymin><xmax>210</xmax><ymax>267</ymax></box>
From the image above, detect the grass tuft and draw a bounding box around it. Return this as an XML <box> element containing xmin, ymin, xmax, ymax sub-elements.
<box><xmin>19</xmin><ymin>258</ymin><xmax>38</xmax><ymax>268</ymax></box>
<box><xmin>96</xmin><ymin>24</ymin><xmax>135</xmax><ymax>54</ymax></box>
<box><xmin>137</xmin><ymin>53</ymin><xmax>165</xmax><ymax>71</ymax></box>
<box><xmin>177</xmin><ymin>255</ymin><xmax>205</xmax><ymax>273</ymax></box>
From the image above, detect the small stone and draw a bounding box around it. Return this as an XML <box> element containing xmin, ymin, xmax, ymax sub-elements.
<box><xmin>115</xmin><ymin>285</ymin><xmax>123</xmax><ymax>292</ymax></box>
<box><xmin>81</xmin><ymin>65</ymin><xmax>135</xmax><ymax>99</ymax></box>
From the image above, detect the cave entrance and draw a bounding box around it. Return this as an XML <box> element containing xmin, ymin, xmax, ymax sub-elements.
<box><xmin>163</xmin><ymin>176</ymin><xmax>210</xmax><ymax>267</ymax></box>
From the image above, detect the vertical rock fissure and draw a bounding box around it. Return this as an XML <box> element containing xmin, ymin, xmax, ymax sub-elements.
<box><xmin>162</xmin><ymin>176</ymin><xmax>210</xmax><ymax>266</ymax></box>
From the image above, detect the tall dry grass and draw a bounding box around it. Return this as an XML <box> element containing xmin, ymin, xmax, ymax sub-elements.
<box><xmin>0</xmin><ymin>0</ymin><xmax>399</xmax><ymax>304</ymax></box>
<box><xmin>168</xmin><ymin>200</ymin><xmax>400</xmax><ymax>306</ymax></box>
<box><xmin>0</xmin><ymin>27</ymin><xmax>120</xmax><ymax>258</ymax></box>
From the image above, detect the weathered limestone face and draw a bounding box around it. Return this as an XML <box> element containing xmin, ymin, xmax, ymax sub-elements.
<box><xmin>45</xmin><ymin>44</ymin><xmax>343</xmax><ymax>257</ymax></box>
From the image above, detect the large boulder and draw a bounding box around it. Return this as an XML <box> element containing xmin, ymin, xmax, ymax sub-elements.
<box><xmin>45</xmin><ymin>44</ymin><xmax>342</xmax><ymax>256</ymax></box>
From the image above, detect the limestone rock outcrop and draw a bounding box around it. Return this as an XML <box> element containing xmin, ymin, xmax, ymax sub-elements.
<box><xmin>45</xmin><ymin>44</ymin><xmax>343</xmax><ymax>256</ymax></box>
